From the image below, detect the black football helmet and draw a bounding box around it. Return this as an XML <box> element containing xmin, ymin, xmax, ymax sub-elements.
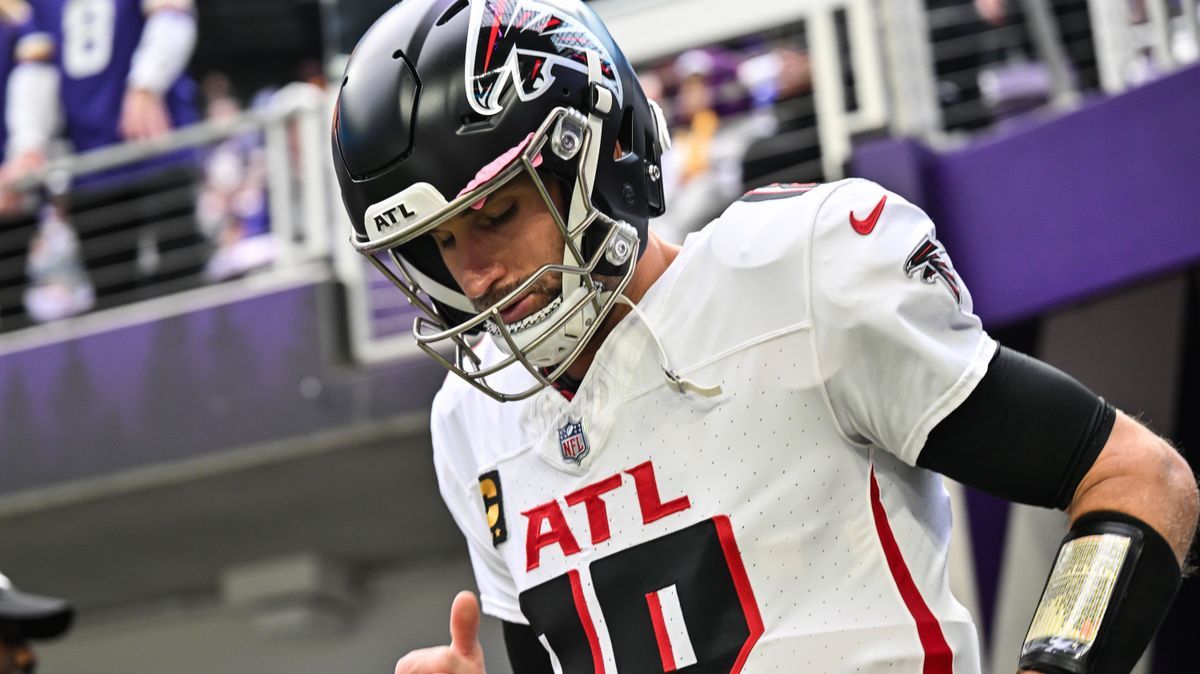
<box><xmin>332</xmin><ymin>0</ymin><xmax>670</xmax><ymax>401</ymax></box>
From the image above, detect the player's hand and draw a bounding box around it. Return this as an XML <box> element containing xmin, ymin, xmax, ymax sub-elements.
<box><xmin>120</xmin><ymin>88</ymin><xmax>172</xmax><ymax>142</ymax></box>
<box><xmin>0</xmin><ymin>149</ymin><xmax>45</xmax><ymax>214</ymax></box>
<box><xmin>2</xmin><ymin>148</ymin><xmax>47</xmax><ymax>182</ymax></box>
<box><xmin>393</xmin><ymin>591</ymin><xmax>487</xmax><ymax>674</ymax></box>
<box><xmin>975</xmin><ymin>0</ymin><xmax>1006</xmax><ymax>25</ymax></box>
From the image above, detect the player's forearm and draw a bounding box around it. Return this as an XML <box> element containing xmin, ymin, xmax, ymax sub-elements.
<box><xmin>1015</xmin><ymin>411</ymin><xmax>1194</xmax><ymax>674</ymax></box>
<box><xmin>127</xmin><ymin>8</ymin><xmax>197</xmax><ymax>95</ymax></box>
<box><xmin>5</xmin><ymin>61</ymin><xmax>59</xmax><ymax>159</ymax></box>
<box><xmin>1067</xmin><ymin>410</ymin><xmax>1198</xmax><ymax>566</ymax></box>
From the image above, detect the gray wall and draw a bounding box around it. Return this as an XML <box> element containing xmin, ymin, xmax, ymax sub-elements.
<box><xmin>38</xmin><ymin>557</ymin><xmax>514</xmax><ymax>674</ymax></box>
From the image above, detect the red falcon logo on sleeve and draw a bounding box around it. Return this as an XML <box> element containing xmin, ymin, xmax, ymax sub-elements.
<box><xmin>905</xmin><ymin>236</ymin><xmax>963</xmax><ymax>305</ymax></box>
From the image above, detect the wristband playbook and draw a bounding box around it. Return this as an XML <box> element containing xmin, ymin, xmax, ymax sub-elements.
<box><xmin>1019</xmin><ymin>511</ymin><xmax>1181</xmax><ymax>674</ymax></box>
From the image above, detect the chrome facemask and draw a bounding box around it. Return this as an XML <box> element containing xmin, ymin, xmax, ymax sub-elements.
<box><xmin>352</xmin><ymin>106</ymin><xmax>640</xmax><ymax>402</ymax></box>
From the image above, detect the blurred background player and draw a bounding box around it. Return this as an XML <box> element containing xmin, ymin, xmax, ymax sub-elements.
<box><xmin>5</xmin><ymin>0</ymin><xmax>199</xmax><ymax>169</ymax></box>
<box><xmin>2</xmin><ymin>0</ymin><xmax>202</xmax><ymax>315</ymax></box>
<box><xmin>0</xmin><ymin>571</ymin><xmax>72</xmax><ymax>674</ymax></box>
<box><xmin>651</xmin><ymin>48</ymin><xmax>761</xmax><ymax>243</ymax></box>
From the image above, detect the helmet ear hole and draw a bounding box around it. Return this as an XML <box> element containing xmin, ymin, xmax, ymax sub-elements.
<box><xmin>615</xmin><ymin>105</ymin><xmax>635</xmax><ymax>161</ymax></box>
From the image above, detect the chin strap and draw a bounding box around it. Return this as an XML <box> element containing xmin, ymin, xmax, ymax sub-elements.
<box><xmin>616</xmin><ymin>295</ymin><xmax>722</xmax><ymax>398</ymax></box>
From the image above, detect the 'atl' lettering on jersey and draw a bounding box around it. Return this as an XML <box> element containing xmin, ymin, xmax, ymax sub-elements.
<box><xmin>521</xmin><ymin>461</ymin><xmax>691</xmax><ymax>571</ymax></box>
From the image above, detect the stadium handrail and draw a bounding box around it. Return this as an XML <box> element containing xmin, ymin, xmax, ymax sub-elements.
<box><xmin>1090</xmin><ymin>0</ymin><xmax>1200</xmax><ymax>93</ymax></box>
<box><xmin>0</xmin><ymin>82</ymin><xmax>333</xmax><ymax>357</ymax></box>
<box><xmin>6</xmin><ymin>1</ymin><xmax>1196</xmax><ymax>362</ymax></box>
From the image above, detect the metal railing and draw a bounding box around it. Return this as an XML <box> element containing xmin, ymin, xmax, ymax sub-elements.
<box><xmin>597</xmin><ymin>0</ymin><xmax>888</xmax><ymax>180</ymax></box>
<box><xmin>891</xmin><ymin>0</ymin><xmax>1198</xmax><ymax>140</ymax></box>
<box><xmin>914</xmin><ymin>0</ymin><xmax>1099</xmax><ymax>136</ymax></box>
<box><xmin>332</xmin><ymin>230</ymin><xmax>428</xmax><ymax>364</ymax></box>
<box><xmin>9</xmin><ymin>1</ymin><xmax>1195</xmax><ymax>363</ymax></box>
<box><xmin>0</xmin><ymin>81</ymin><xmax>331</xmax><ymax>351</ymax></box>
<box><xmin>1089</xmin><ymin>0</ymin><xmax>1200</xmax><ymax>92</ymax></box>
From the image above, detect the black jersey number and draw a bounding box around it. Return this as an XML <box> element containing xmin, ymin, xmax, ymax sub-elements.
<box><xmin>518</xmin><ymin>516</ymin><xmax>764</xmax><ymax>673</ymax></box>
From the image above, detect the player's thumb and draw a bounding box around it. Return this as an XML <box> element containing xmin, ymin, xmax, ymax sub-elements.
<box><xmin>448</xmin><ymin>591</ymin><xmax>483</xmax><ymax>660</ymax></box>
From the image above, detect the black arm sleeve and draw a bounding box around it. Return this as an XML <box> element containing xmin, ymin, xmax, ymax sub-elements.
<box><xmin>917</xmin><ymin>345</ymin><xmax>1116</xmax><ymax>510</ymax></box>
<box><xmin>502</xmin><ymin>620</ymin><xmax>555</xmax><ymax>674</ymax></box>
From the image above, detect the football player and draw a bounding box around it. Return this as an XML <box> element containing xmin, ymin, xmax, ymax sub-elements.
<box><xmin>330</xmin><ymin>1</ymin><xmax>1198</xmax><ymax>672</ymax></box>
<box><xmin>3</xmin><ymin>0</ymin><xmax>199</xmax><ymax>176</ymax></box>
<box><xmin>1</xmin><ymin>0</ymin><xmax>201</xmax><ymax>307</ymax></box>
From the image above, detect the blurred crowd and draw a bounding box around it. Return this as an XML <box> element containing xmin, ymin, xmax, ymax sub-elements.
<box><xmin>194</xmin><ymin>72</ymin><xmax>274</xmax><ymax>285</ymax></box>
<box><xmin>642</xmin><ymin>0</ymin><xmax>1138</xmax><ymax>243</ymax></box>
<box><xmin>0</xmin><ymin>0</ymin><xmax>316</xmax><ymax>331</ymax></box>
<box><xmin>639</xmin><ymin>37</ymin><xmax>817</xmax><ymax>243</ymax></box>
<box><xmin>0</xmin><ymin>0</ymin><xmax>200</xmax><ymax>325</ymax></box>
<box><xmin>0</xmin><ymin>0</ymin><xmax>1193</xmax><ymax>329</ymax></box>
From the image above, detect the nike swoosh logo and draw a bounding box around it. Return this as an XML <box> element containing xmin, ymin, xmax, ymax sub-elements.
<box><xmin>850</xmin><ymin>195</ymin><xmax>888</xmax><ymax>235</ymax></box>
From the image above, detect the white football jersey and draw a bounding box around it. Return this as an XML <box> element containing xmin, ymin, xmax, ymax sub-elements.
<box><xmin>431</xmin><ymin>178</ymin><xmax>997</xmax><ymax>673</ymax></box>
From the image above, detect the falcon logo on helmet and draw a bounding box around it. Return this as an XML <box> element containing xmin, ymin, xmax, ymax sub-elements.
<box><xmin>466</xmin><ymin>0</ymin><xmax>624</xmax><ymax>116</ymax></box>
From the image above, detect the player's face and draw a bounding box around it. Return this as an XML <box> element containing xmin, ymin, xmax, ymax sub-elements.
<box><xmin>431</xmin><ymin>174</ymin><xmax>567</xmax><ymax>324</ymax></box>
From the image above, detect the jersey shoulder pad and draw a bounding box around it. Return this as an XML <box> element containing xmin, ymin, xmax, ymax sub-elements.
<box><xmin>808</xmin><ymin>178</ymin><xmax>950</xmax><ymax>295</ymax></box>
<box><xmin>699</xmin><ymin>180</ymin><xmax>839</xmax><ymax>272</ymax></box>
<box><xmin>649</xmin><ymin>181</ymin><xmax>840</xmax><ymax>350</ymax></box>
<box><xmin>810</xmin><ymin>177</ymin><xmax>924</xmax><ymax>241</ymax></box>
<box><xmin>737</xmin><ymin>182</ymin><xmax>822</xmax><ymax>203</ymax></box>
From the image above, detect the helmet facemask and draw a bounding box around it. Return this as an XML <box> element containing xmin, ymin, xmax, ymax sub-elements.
<box><xmin>353</xmin><ymin>105</ymin><xmax>641</xmax><ymax>402</ymax></box>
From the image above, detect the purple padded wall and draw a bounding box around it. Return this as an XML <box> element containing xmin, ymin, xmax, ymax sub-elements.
<box><xmin>853</xmin><ymin>64</ymin><xmax>1200</xmax><ymax>326</ymax></box>
<box><xmin>0</xmin><ymin>282</ymin><xmax>442</xmax><ymax>494</ymax></box>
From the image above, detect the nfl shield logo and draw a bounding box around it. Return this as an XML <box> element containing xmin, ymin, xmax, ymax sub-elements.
<box><xmin>558</xmin><ymin>418</ymin><xmax>590</xmax><ymax>464</ymax></box>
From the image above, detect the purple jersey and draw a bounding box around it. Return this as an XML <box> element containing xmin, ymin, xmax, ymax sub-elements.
<box><xmin>22</xmin><ymin>0</ymin><xmax>198</xmax><ymax>153</ymax></box>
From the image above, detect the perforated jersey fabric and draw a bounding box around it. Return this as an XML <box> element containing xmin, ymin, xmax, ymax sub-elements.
<box><xmin>432</xmin><ymin>178</ymin><xmax>995</xmax><ymax>673</ymax></box>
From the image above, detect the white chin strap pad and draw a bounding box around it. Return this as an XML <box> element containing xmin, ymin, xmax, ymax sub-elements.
<box><xmin>490</xmin><ymin>283</ymin><xmax>600</xmax><ymax>367</ymax></box>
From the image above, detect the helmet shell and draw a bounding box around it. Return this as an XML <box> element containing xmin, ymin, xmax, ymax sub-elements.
<box><xmin>332</xmin><ymin>0</ymin><xmax>666</xmax><ymax>320</ymax></box>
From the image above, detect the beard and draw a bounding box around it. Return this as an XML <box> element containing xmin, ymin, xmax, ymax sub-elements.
<box><xmin>473</xmin><ymin>269</ymin><xmax>621</xmax><ymax>324</ymax></box>
<box><xmin>473</xmin><ymin>270</ymin><xmax>564</xmax><ymax>319</ymax></box>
